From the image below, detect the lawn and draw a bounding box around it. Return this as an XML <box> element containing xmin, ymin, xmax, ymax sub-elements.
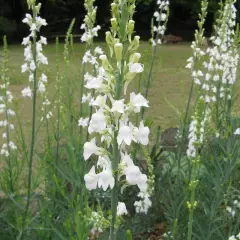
<box><xmin>2</xmin><ymin>42</ymin><xmax>193</xmax><ymax>132</ymax></box>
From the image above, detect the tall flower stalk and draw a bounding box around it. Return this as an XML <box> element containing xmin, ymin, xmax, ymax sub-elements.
<box><xmin>141</xmin><ymin>0</ymin><xmax>169</xmax><ymax>119</ymax></box>
<box><xmin>79</xmin><ymin>0</ymin><xmax>101</xmax><ymax>142</ymax></box>
<box><xmin>20</xmin><ymin>0</ymin><xmax>48</xmax><ymax>233</ymax></box>
<box><xmin>0</xmin><ymin>36</ymin><xmax>17</xmax><ymax>193</ymax></box>
<box><xmin>186</xmin><ymin>99</ymin><xmax>211</xmax><ymax>240</ymax></box>
<box><xmin>82</xmin><ymin>0</ymin><xmax>152</xmax><ymax>239</ymax></box>
<box><xmin>185</xmin><ymin>1</ymin><xmax>239</xmax><ymax>239</ymax></box>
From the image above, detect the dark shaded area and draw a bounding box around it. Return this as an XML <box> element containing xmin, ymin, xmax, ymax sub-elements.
<box><xmin>0</xmin><ymin>0</ymin><xmax>240</xmax><ymax>43</ymax></box>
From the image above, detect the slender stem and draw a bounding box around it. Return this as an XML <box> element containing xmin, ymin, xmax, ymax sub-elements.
<box><xmin>109</xmin><ymin>134</ymin><xmax>119</xmax><ymax>240</ymax></box>
<box><xmin>176</xmin><ymin>76</ymin><xmax>195</xmax><ymax>185</ymax></box>
<box><xmin>187</xmin><ymin>159</ymin><xmax>198</xmax><ymax>240</ymax></box>
<box><xmin>55</xmin><ymin>38</ymin><xmax>60</xmax><ymax>166</ymax></box>
<box><xmin>215</xmin><ymin>80</ymin><xmax>222</xmax><ymax>129</ymax></box>
<box><xmin>22</xmin><ymin>10</ymin><xmax>37</xmax><ymax>233</ymax></box>
<box><xmin>109</xmin><ymin>44</ymin><xmax>125</xmax><ymax>240</ymax></box>
<box><xmin>141</xmin><ymin>42</ymin><xmax>157</xmax><ymax>119</ymax></box>
<box><xmin>141</xmin><ymin>7</ymin><xmax>167</xmax><ymax>119</ymax></box>
<box><xmin>183</xmin><ymin>77</ymin><xmax>194</xmax><ymax>129</ymax></box>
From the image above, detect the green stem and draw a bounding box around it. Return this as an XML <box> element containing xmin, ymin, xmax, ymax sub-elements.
<box><xmin>22</xmin><ymin>11</ymin><xmax>37</xmax><ymax>234</ymax></box>
<box><xmin>177</xmin><ymin>76</ymin><xmax>195</xmax><ymax>184</ymax></box>
<box><xmin>141</xmin><ymin>7</ymin><xmax>168</xmax><ymax>119</ymax></box>
<box><xmin>109</xmin><ymin>134</ymin><xmax>119</xmax><ymax>240</ymax></box>
<box><xmin>187</xmin><ymin>159</ymin><xmax>198</xmax><ymax>240</ymax></box>
<box><xmin>141</xmin><ymin>40</ymin><xmax>157</xmax><ymax>119</ymax></box>
<box><xmin>55</xmin><ymin>38</ymin><xmax>60</xmax><ymax>166</ymax></box>
<box><xmin>109</xmin><ymin>45</ymin><xmax>124</xmax><ymax>240</ymax></box>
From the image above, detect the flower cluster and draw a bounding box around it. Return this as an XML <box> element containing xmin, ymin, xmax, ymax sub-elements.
<box><xmin>81</xmin><ymin>0</ymin><xmax>101</xmax><ymax>44</ymax></box>
<box><xmin>134</xmin><ymin>191</ymin><xmax>152</xmax><ymax>214</ymax></box>
<box><xmin>152</xmin><ymin>0</ymin><xmax>169</xmax><ymax>46</ymax></box>
<box><xmin>0</xmin><ymin>84</ymin><xmax>16</xmax><ymax>157</ymax></box>
<box><xmin>21</xmin><ymin>3</ymin><xmax>48</xmax><ymax>98</ymax></box>
<box><xmin>0</xmin><ymin>37</ymin><xmax>16</xmax><ymax>158</ymax></box>
<box><xmin>202</xmin><ymin>0</ymin><xmax>238</xmax><ymax>104</ymax></box>
<box><xmin>187</xmin><ymin>0</ymin><xmax>239</xmax><ymax>104</ymax></box>
<box><xmin>83</xmin><ymin>0</ymin><xmax>151</xmax><ymax>216</ymax></box>
<box><xmin>185</xmin><ymin>0</ymin><xmax>207</xmax><ymax>85</ymax></box>
<box><xmin>89</xmin><ymin>210</ymin><xmax>109</xmax><ymax>235</ymax></box>
<box><xmin>187</xmin><ymin>100</ymin><xmax>210</xmax><ymax>158</ymax></box>
<box><xmin>228</xmin><ymin>233</ymin><xmax>240</xmax><ymax>240</ymax></box>
<box><xmin>226</xmin><ymin>197</ymin><xmax>240</xmax><ymax>218</ymax></box>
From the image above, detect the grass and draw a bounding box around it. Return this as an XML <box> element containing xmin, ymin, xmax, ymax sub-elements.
<box><xmin>1</xmin><ymin>42</ymin><xmax>193</xmax><ymax>132</ymax></box>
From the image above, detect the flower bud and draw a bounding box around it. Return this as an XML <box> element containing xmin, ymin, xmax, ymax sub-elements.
<box><xmin>129</xmin><ymin>53</ymin><xmax>141</xmax><ymax>63</ymax></box>
<box><xmin>127</xmin><ymin>20</ymin><xmax>135</xmax><ymax>35</ymax></box>
<box><xmin>106</xmin><ymin>31</ymin><xmax>114</xmax><ymax>45</ymax></box>
<box><xmin>106</xmin><ymin>31</ymin><xmax>114</xmax><ymax>57</ymax></box>
<box><xmin>99</xmin><ymin>55</ymin><xmax>113</xmax><ymax>72</ymax></box>
<box><xmin>128</xmin><ymin>35</ymin><xmax>140</xmax><ymax>53</ymax></box>
<box><xmin>114</xmin><ymin>43</ymin><xmax>123</xmax><ymax>62</ymax></box>
<box><xmin>27</xmin><ymin>0</ymin><xmax>36</xmax><ymax>9</ymax></box>
<box><xmin>111</xmin><ymin>18</ymin><xmax>118</xmax><ymax>33</ymax></box>
<box><xmin>128</xmin><ymin>4</ymin><xmax>136</xmax><ymax>17</ymax></box>
<box><xmin>111</xmin><ymin>3</ymin><xmax>118</xmax><ymax>18</ymax></box>
<box><xmin>35</xmin><ymin>3</ymin><xmax>42</xmax><ymax>14</ymax></box>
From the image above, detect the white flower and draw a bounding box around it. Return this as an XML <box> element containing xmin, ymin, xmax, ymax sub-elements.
<box><xmin>137</xmin><ymin>173</ymin><xmax>147</xmax><ymax>191</ymax></box>
<box><xmin>85</xmin><ymin>76</ymin><xmax>103</xmax><ymax>89</ymax></box>
<box><xmin>234</xmin><ymin>128</ymin><xmax>240</xmax><ymax>135</ymax></box>
<box><xmin>97</xmin><ymin>155</ymin><xmax>111</xmax><ymax>169</ymax></box>
<box><xmin>125</xmin><ymin>164</ymin><xmax>147</xmax><ymax>191</ymax></box>
<box><xmin>117</xmin><ymin>123</ymin><xmax>134</xmax><ymax>146</ymax></box>
<box><xmin>134</xmin><ymin>121</ymin><xmax>150</xmax><ymax>145</ymax></box>
<box><xmin>29</xmin><ymin>74</ymin><xmax>34</xmax><ymax>82</ymax></box>
<box><xmin>22</xmin><ymin>87</ymin><xmax>32</xmax><ymax>98</ymax></box>
<box><xmin>98</xmin><ymin>167</ymin><xmax>115</xmax><ymax>191</ymax></box>
<box><xmin>226</xmin><ymin>206</ymin><xmax>236</xmax><ymax>217</ymax></box>
<box><xmin>92</xmin><ymin>95</ymin><xmax>107</xmax><ymax>107</ymax></box>
<box><xmin>129</xmin><ymin>63</ymin><xmax>144</xmax><ymax>73</ymax></box>
<box><xmin>88</xmin><ymin>109</ymin><xmax>106</xmax><ymax>133</ymax></box>
<box><xmin>21</xmin><ymin>63</ymin><xmax>28</xmax><ymax>73</ymax></box>
<box><xmin>153</xmin><ymin>11</ymin><xmax>160</xmax><ymax>18</ymax></box>
<box><xmin>30</xmin><ymin>61</ymin><xmax>36</xmax><ymax>71</ymax></box>
<box><xmin>84</xmin><ymin>166</ymin><xmax>98</xmax><ymax>190</ymax></box>
<box><xmin>82</xmin><ymin>93</ymin><xmax>92</xmax><ymax>103</ymax></box>
<box><xmin>78</xmin><ymin>117</ymin><xmax>89</xmax><ymax>127</ymax></box>
<box><xmin>40</xmin><ymin>73</ymin><xmax>48</xmax><ymax>82</ymax></box>
<box><xmin>117</xmin><ymin>202</ymin><xmax>128</xmax><ymax>216</ymax></box>
<box><xmin>38</xmin><ymin>81</ymin><xmax>45</xmax><ymax>93</ymax></box>
<box><xmin>40</xmin><ymin>36</ymin><xmax>47</xmax><ymax>45</ymax></box>
<box><xmin>95</xmin><ymin>46</ymin><xmax>103</xmax><ymax>55</ymax></box>
<box><xmin>111</xmin><ymin>99</ymin><xmax>125</xmax><ymax>114</ymax></box>
<box><xmin>161</xmin><ymin>13</ymin><xmax>167</xmax><ymax>21</ymax></box>
<box><xmin>228</xmin><ymin>236</ymin><xmax>236</xmax><ymax>240</ymax></box>
<box><xmin>9</xmin><ymin>141</ymin><xmax>17</xmax><ymax>150</ymax></box>
<box><xmin>130</xmin><ymin>92</ymin><xmax>149</xmax><ymax>113</ymax></box>
<box><xmin>22</xmin><ymin>37</ymin><xmax>30</xmax><ymax>45</ymax></box>
<box><xmin>120</xmin><ymin>152</ymin><xmax>134</xmax><ymax>168</ymax></box>
<box><xmin>83</xmin><ymin>138</ymin><xmax>101</xmax><ymax>160</ymax></box>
